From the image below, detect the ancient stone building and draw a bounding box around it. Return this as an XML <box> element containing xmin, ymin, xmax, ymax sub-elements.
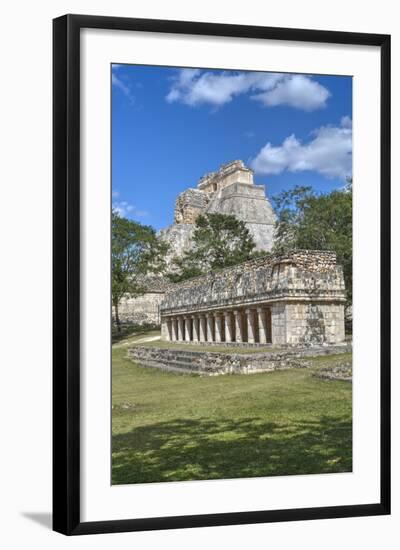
<box><xmin>115</xmin><ymin>160</ymin><xmax>277</xmax><ymax>326</ymax></box>
<box><xmin>159</xmin><ymin>160</ymin><xmax>276</xmax><ymax>262</ymax></box>
<box><xmin>112</xmin><ymin>276</ymin><xmax>172</xmax><ymax>326</ymax></box>
<box><xmin>160</xmin><ymin>251</ymin><xmax>346</xmax><ymax>346</ymax></box>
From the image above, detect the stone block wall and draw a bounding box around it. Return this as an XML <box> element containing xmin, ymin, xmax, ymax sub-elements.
<box><xmin>283</xmin><ymin>302</ymin><xmax>345</xmax><ymax>345</ymax></box>
<box><xmin>271</xmin><ymin>303</ymin><xmax>287</xmax><ymax>345</ymax></box>
<box><xmin>174</xmin><ymin>188</ymin><xmax>209</xmax><ymax>224</ymax></box>
<box><xmin>113</xmin><ymin>292</ymin><xmax>164</xmax><ymax>326</ymax></box>
<box><xmin>197</xmin><ymin>160</ymin><xmax>254</xmax><ymax>193</ymax></box>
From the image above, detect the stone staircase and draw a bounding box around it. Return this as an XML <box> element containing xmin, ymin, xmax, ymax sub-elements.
<box><xmin>127</xmin><ymin>342</ymin><xmax>352</xmax><ymax>377</ymax></box>
<box><xmin>128</xmin><ymin>348</ymin><xmax>207</xmax><ymax>375</ymax></box>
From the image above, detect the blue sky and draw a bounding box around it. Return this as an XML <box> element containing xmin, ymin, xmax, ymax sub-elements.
<box><xmin>112</xmin><ymin>65</ymin><xmax>352</xmax><ymax>230</ymax></box>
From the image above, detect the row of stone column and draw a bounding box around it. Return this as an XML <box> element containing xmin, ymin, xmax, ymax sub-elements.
<box><xmin>162</xmin><ymin>307</ymin><xmax>271</xmax><ymax>344</ymax></box>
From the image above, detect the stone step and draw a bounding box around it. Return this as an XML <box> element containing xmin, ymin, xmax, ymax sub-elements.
<box><xmin>150</xmin><ymin>350</ymin><xmax>204</xmax><ymax>358</ymax></box>
<box><xmin>137</xmin><ymin>359</ymin><xmax>200</xmax><ymax>375</ymax></box>
<box><xmin>171</xmin><ymin>356</ymin><xmax>198</xmax><ymax>364</ymax></box>
<box><xmin>135</xmin><ymin>354</ymin><xmax>197</xmax><ymax>365</ymax></box>
<box><xmin>137</xmin><ymin>351</ymin><xmax>204</xmax><ymax>361</ymax></box>
<box><xmin>159</xmin><ymin>359</ymin><xmax>201</xmax><ymax>370</ymax></box>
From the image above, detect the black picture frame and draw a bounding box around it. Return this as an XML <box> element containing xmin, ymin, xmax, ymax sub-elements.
<box><xmin>53</xmin><ymin>14</ymin><xmax>391</xmax><ymax>535</ymax></box>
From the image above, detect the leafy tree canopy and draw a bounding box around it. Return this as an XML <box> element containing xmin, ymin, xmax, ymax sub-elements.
<box><xmin>168</xmin><ymin>213</ymin><xmax>258</xmax><ymax>283</ymax></box>
<box><xmin>272</xmin><ymin>182</ymin><xmax>352</xmax><ymax>303</ymax></box>
<box><xmin>112</xmin><ymin>210</ymin><xmax>169</xmax><ymax>330</ymax></box>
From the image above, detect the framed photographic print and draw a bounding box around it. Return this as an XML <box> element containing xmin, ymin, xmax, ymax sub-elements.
<box><xmin>53</xmin><ymin>14</ymin><xmax>391</xmax><ymax>535</ymax></box>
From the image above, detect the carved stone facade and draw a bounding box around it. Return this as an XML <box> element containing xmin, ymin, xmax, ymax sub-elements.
<box><xmin>160</xmin><ymin>251</ymin><xmax>346</xmax><ymax>346</ymax></box>
<box><xmin>159</xmin><ymin>160</ymin><xmax>276</xmax><ymax>262</ymax></box>
<box><xmin>197</xmin><ymin>160</ymin><xmax>254</xmax><ymax>193</ymax></box>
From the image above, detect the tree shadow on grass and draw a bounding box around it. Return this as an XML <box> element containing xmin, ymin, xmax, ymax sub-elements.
<box><xmin>112</xmin><ymin>416</ymin><xmax>352</xmax><ymax>485</ymax></box>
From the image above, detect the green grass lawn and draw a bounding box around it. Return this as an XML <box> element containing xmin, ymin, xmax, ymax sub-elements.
<box><xmin>112</xmin><ymin>346</ymin><xmax>352</xmax><ymax>485</ymax></box>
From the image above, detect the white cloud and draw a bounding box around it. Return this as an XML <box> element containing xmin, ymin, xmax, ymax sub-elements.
<box><xmin>166</xmin><ymin>70</ymin><xmax>329</xmax><ymax>110</ymax></box>
<box><xmin>252</xmin><ymin>74</ymin><xmax>330</xmax><ymax>111</ymax></box>
<box><xmin>112</xmin><ymin>73</ymin><xmax>135</xmax><ymax>105</ymax></box>
<box><xmin>251</xmin><ymin>117</ymin><xmax>352</xmax><ymax>180</ymax></box>
<box><xmin>112</xmin><ymin>201</ymin><xmax>148</xmax><ymax>218</ymax></box>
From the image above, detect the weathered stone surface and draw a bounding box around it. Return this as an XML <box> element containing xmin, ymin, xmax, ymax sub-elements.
<box><xmin>313</xmin><ymin>361</ymin><xmax>352</xmax><ymax>382</ymax></box>
<box><xmin>206</xmin><ymin>181</ymin><xmax>276</xmax><ymax>251</ymax></box>
<box><xmin>112</xmin><ymin>275</ymin><xmax>173</xmax><ymax>326</ymax></box>
<box><xmin>113</xmin><ymin>292</ymin><xmax>164</xmax><ymax>326</ymax></box>
<box><xmin>161</xmin><ymin>251</ymin><xmax>345</xmax><ymax>313</ymax></box>
<box><xmin>158</xmin><ymin>223</ymin><xmax>195</xmax><ymax>262</ymax></box>
<box><xmin>174</xmin><ymin>188</ymin><xmax>209</xmax><ymax>224</ymax></box>
<box><xmin>197</xmin><ymin>160</ymin><xmax>254</xmax><ymax>193</ymax></box>
<box><xmin>128</xmin><ymin>343</ymin><xmax>351</xmax><ymax>376</ymax></box>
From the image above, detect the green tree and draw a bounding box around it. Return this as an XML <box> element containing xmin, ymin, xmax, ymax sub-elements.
<box><xmin>168</xmin><ymin>213</ymin><xmax>257</xmax><ymax>283</ymax></box>
<box><xmin>272</xmin><ymin>183</ymin><xmax>352</xmax><ymax>303</ymax></box>
<box><xmin>112</xmin><ymin>210</ymin><xmax>169</xmax><ymax>332</ymax></box>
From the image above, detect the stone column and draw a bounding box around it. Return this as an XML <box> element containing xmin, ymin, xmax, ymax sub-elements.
<box><xmin>245</xmin><ymin>309</ymin><xmax>255</xmax><ymax>343</ymax></box>
<box><xmin>184</xmin><ymin>316</ymin><xmax>192</xmax><ymax>341</ymax></box>
<box><xmin>192</xmin><ymin>315</ymin><xmax>199</xmax><ymax>342</ymax></box>
<box><xmin>214</xmin><ymin>312</ymin><xmax>223</xmax><ymax>343</ymax></box>
<box><xmin>224</xmin><ymin>311</ymin><xmax>233</xmax><ymax>343</ymax></box>
<box><xmin>162</xmin><ymin>317</ymin><xmax>173</xmax><ymax>341</ymax></box>
<box><xmin>166</xmin><ymin>319</ymin><xmax>172</xmax><ymax>341</ymax></box>
<box><xmin>206</xmin><ymin>313</ymin><xmax>214</xmax><ymax>342</ymax></box>
<box><xmin>161</xmin><ymin>318</ymin><xmax>168</xmax><ymax>341</ymax></box>
<box><xmin>257</xmin><ymin>307</ymin><xmax>267</xmax><ymax>344</ymax></box>
<box><xmin>265</xmin><ymin>308</ymin><xmax>272</xmax><ymax>343</ymax></box>
<box><xmin>233</xmin><ymin>310</ymin><xmax>242</xmax><ymax>343</ymax></box>
<box><xmin>199</xmin><ymin>315</ymin><xmax>207</xmax><ymax>342</ymax></box>
<box><xmin>172</xmin><ymin>317</ymin><xmax>179</xmax><ymax>342</ymax></box>
<box><xmin>177</xmin><ymin>316</ymin><xmax>184</xmax><ymax>341</ymax></box>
